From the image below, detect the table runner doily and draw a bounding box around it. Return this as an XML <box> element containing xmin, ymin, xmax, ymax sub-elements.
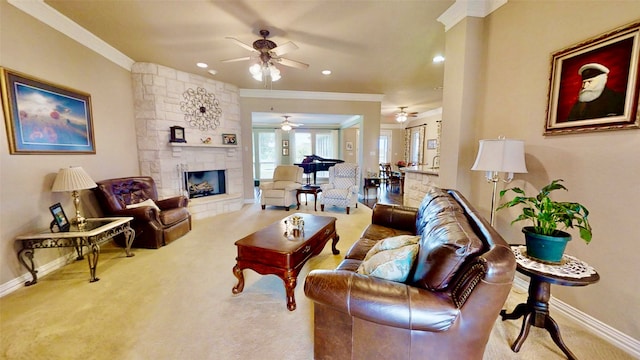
<box><xmin>512</xmin><ymin>245</ymin><xmax>596</xmax><ymax>279</ymax></box>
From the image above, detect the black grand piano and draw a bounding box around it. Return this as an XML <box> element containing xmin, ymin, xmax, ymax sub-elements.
<box><xmin>294</xmin><ymin>154</ymin><xmax>344</xmax><ymax>185</ymax></box>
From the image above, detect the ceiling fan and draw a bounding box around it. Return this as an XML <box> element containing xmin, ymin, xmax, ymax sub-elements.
<box><xmin>222</xmin><ymin>30</ymin><xmax>309</xmax><ymax>81</ymax></box>
<box><xmin>280</xmin><ymin>115</ymin><xmax>303</xmax><ymax>131</ymax></box>
<box><xmin>395</xmin><ymin>107</ymin><xmax>418</xmax><ymax>123</ymax></box>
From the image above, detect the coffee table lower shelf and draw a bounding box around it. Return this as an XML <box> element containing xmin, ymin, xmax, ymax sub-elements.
<box><xmin>232</xmin><ymin>213</ymin><xmax>339</xmax><ymax>311</ymax></box>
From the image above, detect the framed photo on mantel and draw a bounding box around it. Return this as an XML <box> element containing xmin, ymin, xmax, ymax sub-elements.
<box><xmin>170</xmin><ymin>126</ymin><xmax>186</xmax><ymax>143</ymax></box>
<box><xmin>222</xmin><ymin>133</ymin><xmax>237</xmax><ymax>145</ymax></box>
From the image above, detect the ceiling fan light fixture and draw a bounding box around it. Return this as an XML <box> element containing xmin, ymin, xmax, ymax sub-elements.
<box><xmin>281</xmin><ymin>123</ymin><xmax>292</xmax><ymax>131</ymax></box>
<box><xmin>249</xmin><ymin>62</ymin><xmax>281</xmax><ymax>82</ymax></box>
<box><xmin>249</xmin><ymin>63</ymin><xmax>263</xmax><ymax>81</ymax></box>
<box><xmin>396</xmin><ymin>112</ymin><xmax>408</xmax><ymax>123</ymax></box>
<box><xmin>269</xmin><ymin>64</ymin><xmax>281</xmax><ymax>82</ymax></box>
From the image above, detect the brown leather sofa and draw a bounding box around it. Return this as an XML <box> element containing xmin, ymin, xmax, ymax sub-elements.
<box><xmin>304</xmin><ymin>187</ymin><xmax>516</xmax><ymax>360</ymax></box>
<box><xmin>94</xmin><ymin>176</ymin><xmax>192</xmax><ymax>249</ymax></box>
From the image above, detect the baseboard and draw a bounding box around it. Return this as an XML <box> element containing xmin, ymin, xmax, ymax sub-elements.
<box><xmin>512</xmin><ymin>277</ymin><xmax>640</xmax><ymax>358</ymax></box>
<box><xmin>0</xmin><ymin>252</ymin><xmax>78</xmax><ymax>298</ymax></box>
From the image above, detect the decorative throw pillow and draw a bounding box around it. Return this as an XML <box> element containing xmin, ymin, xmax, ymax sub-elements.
<box><xmin>126</xmin><ymin>198</ymin><xmax>160</xmax><ymax>212</ymax></box>
<box><xmin>357</xmin><ymin>244</ymin><xmax>420</xmax><ymax>282</ymax></box>
<box><xmin>363</xmin><ymin>235</ymin><xmax>421</xmax><ymax>261</ymax></box>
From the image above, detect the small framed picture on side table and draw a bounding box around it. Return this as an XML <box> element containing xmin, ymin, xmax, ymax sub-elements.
<box><xmin>49</xmin><ymin>202</ymin><xmax>70</xmax><ymax>232</ymax></box>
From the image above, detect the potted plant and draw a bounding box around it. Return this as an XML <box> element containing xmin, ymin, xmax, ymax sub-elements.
<box><xmin>497</xmin><ymin>179</ymin><xmax>592</xmax><ymax>263</ymax></box>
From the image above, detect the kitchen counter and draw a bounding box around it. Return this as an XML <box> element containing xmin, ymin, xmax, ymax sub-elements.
<box><xmin>401</xmin><ymin>165</ymin><xmax>440</xmax><ymax>175</ymax></box>
<box><xmin>402</xmin><ymin>166</ymin><xmax>439</xmax><ymax>208</ymax></box>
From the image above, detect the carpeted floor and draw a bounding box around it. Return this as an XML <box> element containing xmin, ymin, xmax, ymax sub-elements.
<box><xmin>0</xmin><ymin>201</ymin><xmax>632</xmax><ymax>359</ymax></box>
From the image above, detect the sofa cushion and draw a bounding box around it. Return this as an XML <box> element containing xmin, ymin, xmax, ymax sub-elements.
<box><xmin>360</xmin><ymin>224</ymin><xmax>415</xmax><ymax>242</ymax></box>
<box><xmin>357</xmin><ymin>243</ymin><xmax>420</xmax><ymax>282</ymax></box>
<box><xmin>345</xmin><ymin>237</ymin><xmax>380</xmax><ymax>260</ymax></box>
<box><xmin>411</xmin><ymin>213</ymin><xmax>483</xmax><ymax>291</ymax></box>
<box><xmin>363</xmin><ymin>235</ymin><xmax>421</xmax><ymax>261</ymax></box>
<box><xmin>416</xmin><ymin>187</ymin><xmax>463</xmax><ymax>236</ymax></box>
<box><xmin>125</xmin><ymin>198</ymin><xmax>160</xmax><ymax>211</ymax></box>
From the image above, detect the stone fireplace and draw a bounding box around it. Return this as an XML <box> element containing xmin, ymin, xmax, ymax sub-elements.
<box><xmin>184</xmin><ymin>169</ymin><xmax>226</xmax><ymax>199</ymax></box>
<box><xmin>131</xmin><ymin>62</ymin><xmax>244</xmax><ymax>220</ymax></box>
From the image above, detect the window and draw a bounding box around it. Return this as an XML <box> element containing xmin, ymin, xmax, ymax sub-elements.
<box><xmin>293</xmin><ymin>130</ymin><xmax>338</xmax><ymax>180</ymax></box>
<box><xmin>379</xmin><ymin>130</ymin><xmax>392</xmax><ymax>164</ymax></box>
<box><xmin>411</xmin><ymin>130</ymin><xmax>420</xmax><ymax>164</ymax></box>
<box><xmin>253</xmin><ymin>130</ymin><xmax>276</xmax><ymax>180</ymax></box>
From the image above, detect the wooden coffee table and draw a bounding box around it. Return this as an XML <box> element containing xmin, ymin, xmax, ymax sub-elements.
<box><xmin>232</xmin><ymin>213</ymin><xmax>339</xmax><ymax>311</ymax></box>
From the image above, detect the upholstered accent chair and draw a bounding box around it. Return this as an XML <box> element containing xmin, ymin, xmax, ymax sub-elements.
<box><xmin>93</xmin><ymin>176</ymin><xmax>192</xmax><ymax>249</ymax></box>
<box><xmin>320</xmin><ymin>163</ymin><xmax>360</xmax><ymax>214</ymax></box>
<box><xmin>259</xmin><ymin>165</ymin><xmax>304</xmax><ymax>211</ymax></box>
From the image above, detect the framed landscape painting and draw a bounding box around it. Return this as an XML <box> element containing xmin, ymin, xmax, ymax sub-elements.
<box><xmin>545</xmin><ymin>21</ymin><xmax>640</xmax><ymax>135</ymax></box>
<box><xmin>1</xmin><ymin>68</ymin><xmax>96</xmax><ymax>154</ymax></box>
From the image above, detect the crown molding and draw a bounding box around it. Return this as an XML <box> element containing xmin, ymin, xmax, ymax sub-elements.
<box><xmin>438</xmin><ymin>0</ymin><xmax>508</xmax><ymax>32</ymax></box>
<box><xmin>239</xmin><ymin>89</ymin><xmax>384</xmax><ymax>102</ymax></box>
<box><xmin>8</xmin><ymin>0</ymin><xmax>134</xmax><ymax>71</ymax></box>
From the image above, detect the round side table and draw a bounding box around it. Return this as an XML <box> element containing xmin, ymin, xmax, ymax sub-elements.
<box><xmin>500</xmin><ymin>245</ymin><xmax>599</xmax><ymax>360</ymax></box>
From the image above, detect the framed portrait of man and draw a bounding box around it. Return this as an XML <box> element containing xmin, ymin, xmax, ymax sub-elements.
<box><xmin>545</xmin><ymin>21</ymin><xmax>640</xmax><ymax>135</ymax></box>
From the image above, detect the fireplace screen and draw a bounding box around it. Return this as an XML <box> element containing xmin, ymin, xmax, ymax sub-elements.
<box><xmin>184</xmin><ymin>170</ymin><xmax>226</xmax><ymax>199</ymax></box>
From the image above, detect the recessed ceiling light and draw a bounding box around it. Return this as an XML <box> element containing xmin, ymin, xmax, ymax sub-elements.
<box><xmin>207</xmin><ymin>69</ymin><xmax>218</xmax><ymax>76</ymax></box>
<box><xmin>196</xmin><ymin>62</ymin><xmax>208</xmax><ymax>68</ymax></box>
<box><xmin>432</xmin><ymin>55</ymin><xmax>445</xmax><ymax>63</ymax></box>
<box><xmin>321</xmin><ymin>70</ymin><xmax>332</xmax><ymax>75</ymax></box>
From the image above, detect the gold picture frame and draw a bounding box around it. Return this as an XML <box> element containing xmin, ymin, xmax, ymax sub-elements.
<box><xmin>545</xmin><ymin>21</ymin><xmax>640</xmax><ymax>135</ymax></box>
<box><xmin>1</xmin><ymin>68</ymin><xmax>96</xmax><ymax>154</ymax></box>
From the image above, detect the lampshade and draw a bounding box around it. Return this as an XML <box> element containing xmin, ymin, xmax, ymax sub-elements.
<box><xmin>51</xmin><ymin>166</ymin><xmax>97</xmax><ymax>192</ymax></box>
<box><xmin>471</xmin><ymin>139</ymin><xmax>528</xmax><ymax>174</ymax></box>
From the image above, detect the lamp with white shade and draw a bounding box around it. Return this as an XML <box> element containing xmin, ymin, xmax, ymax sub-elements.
<box><xmin>471</xmin><ymin>137</ymin><xmax>527</xmax><ymax>226</ymax></box>
<box><xmin>51</xmin><ymin>166</ymin><xmax>97</xmax><ymax>226</ymax></box>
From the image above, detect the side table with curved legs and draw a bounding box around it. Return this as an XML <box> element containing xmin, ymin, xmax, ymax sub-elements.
<box><xmin>16</xmin><ymin>217</ymin><xmax>135</xmax><ymax>285</ymax></box>
<box><xmin>500</xmin><ymin>246</ymin><xmax>599</xmax><ymax>360</ymax></box>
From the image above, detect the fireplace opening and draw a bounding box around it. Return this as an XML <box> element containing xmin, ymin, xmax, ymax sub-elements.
<box><xmin>184</xmin><ymin>170</ymin><xmax>226</xmax><ymax>199</ymax></box>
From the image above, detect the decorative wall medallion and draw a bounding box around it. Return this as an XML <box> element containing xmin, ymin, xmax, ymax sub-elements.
<box><xmin>179</xmin><ymin>87</ymin><xmax>222</xmax><ymax>131</ymax></box>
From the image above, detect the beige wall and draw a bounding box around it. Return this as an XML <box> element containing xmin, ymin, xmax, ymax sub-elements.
<box><xmin>0</xmin><ymin>1</ymin><xmax>139</xmax><ymax>286</ymax></box>
<box><xmin>240</xmin><ymin>97</ymin><xmax>380</xmax><ymax>200</ymax></box>
<box><xmin>342</xmin><ymin>127</ymin><xmax>358</xmax><ymax>164</ymax></box>
<box><xmin>443</xmin><ymin>1</ymin><xmax>640</xmax><ymax>338</ymax></box>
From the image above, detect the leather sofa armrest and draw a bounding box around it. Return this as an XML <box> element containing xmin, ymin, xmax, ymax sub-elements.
<box><xmin>304</xmin><ymin>270</ymin><xmax>459</xmax><ymax>332</ymax></box>
<box><xmin>156</xmin><ymin>196</ymin><xmax>188</xmax><ymax>209</ymax></box>
<box><xmin>112</xmin><ymin>207</ymin><xmax>160</xmax><ymax>222</ymax></box>
<box><xmin>371</xmin><ymin>203</ymin><xmax>418</xmax><ymax>233</ymax></box>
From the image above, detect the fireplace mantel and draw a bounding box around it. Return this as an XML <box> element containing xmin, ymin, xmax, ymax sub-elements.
<box><xmin>169</xmin><ymin>143</ymin><xmax>238</xmax><ymax>149</ymax></box>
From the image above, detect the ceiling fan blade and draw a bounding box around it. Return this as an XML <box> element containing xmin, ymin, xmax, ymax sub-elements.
<box><xmin>271</xmin><ymin>41</ymin><xmax>298</xmax><ymax>56</ymax></box>
<box><xmin>290</xmin><ymin>123</ymin><xmax>303</xmax><ymax>127</ymax></box>
<box><xmin>221</xmin><ymin>56</ymin><xmax>252</xmax><ymax>63</ymax></box>
<box><xmin>225</xmin><ymin>37</ymin><xmax>257</xmax><ymax>53</ymax></box>
<box><xmin>277</xmin><ymin>57</ymin><xmax>309</xmax><ymax>69</ymax></box>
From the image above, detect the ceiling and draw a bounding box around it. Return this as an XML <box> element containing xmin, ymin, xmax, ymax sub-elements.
<box><xmin>42</xmin><ymin>0</ymin><xmax>454</xmax><ymax>125</ymax></box>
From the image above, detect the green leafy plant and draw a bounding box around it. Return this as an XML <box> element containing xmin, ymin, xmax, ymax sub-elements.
<box><xmin>497</xmin><ymin>179</ymin><xmax>593</xmax><ymax>244</ymax></box>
